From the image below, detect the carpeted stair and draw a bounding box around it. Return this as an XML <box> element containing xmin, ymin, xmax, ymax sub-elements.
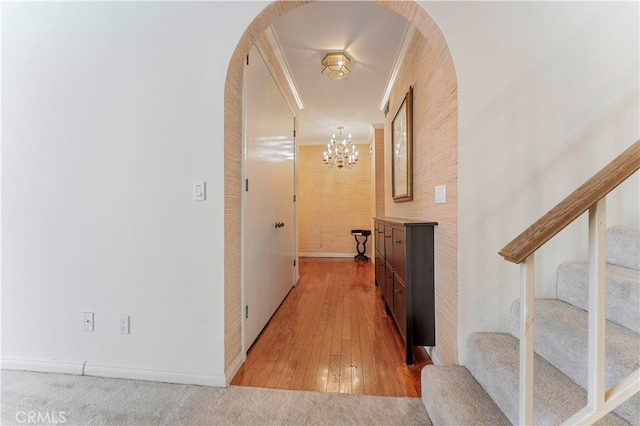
<box><xmin>422</xmin><ymin>226</ymin><xmax>640</xmax><ymax>425</ymax></box>
<box><xmin>420</xmin><ymin>365</ymin><xmax>510</xmax><ymax>425</ymax></box>
<box><xmin>556</xmin><ymin>262</ymin><xmax>639</xmax><ymax>333</ymax></box>
<box><xmin>509</xmin><ymin>300</ymin><xmax>639</xmax><ymax>424</ymax></box>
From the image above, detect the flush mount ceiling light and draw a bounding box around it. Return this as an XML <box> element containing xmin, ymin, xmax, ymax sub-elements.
<box><xmin>322</xmin><ymin>52</ymin><xmax>351</xmax><ymax>80</ymax></box>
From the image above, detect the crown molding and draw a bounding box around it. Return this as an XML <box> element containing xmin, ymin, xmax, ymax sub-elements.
<box><xmin>262</xmin><ymin>26</ymin><xmax>304</xmax><ymax>111</ymax></box>
<box><xmin>378</xmin><ymin>22</ymin><xmax>416</xmax><ymax>111</ymax></box>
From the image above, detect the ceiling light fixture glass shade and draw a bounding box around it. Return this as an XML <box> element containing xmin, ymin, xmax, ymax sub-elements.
<box><xmin>322</xmin><ymin>52</ymin><xmax>351</xmax><ymax>80</ymax></box>
<box><xmin>323</xmin><ymin>126</ymin><xmax>358</xmax><ymax>169</ymax></box>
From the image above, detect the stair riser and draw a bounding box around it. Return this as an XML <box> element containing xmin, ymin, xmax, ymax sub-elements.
<box><xmin>606</xmin><ymin>226</ymin><xmax>640</xmax><ymax>270</ymax></box>
<box><xmin>556</xmin><ymin>262</ymin><xmax>639</xmax><ymax>333</ymax></box>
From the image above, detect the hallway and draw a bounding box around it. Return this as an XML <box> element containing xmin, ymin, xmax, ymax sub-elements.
<box><xmin>231</xmin><ymin>258</ymin><xmax>431</xmax><ymax>397</ymax></box>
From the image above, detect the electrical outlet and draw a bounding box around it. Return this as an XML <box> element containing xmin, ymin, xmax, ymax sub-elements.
<box><xmin>84</xmin><ymin>312</ymin><xmax>94</xmax><ymax>331</ymax></box>
<box><xmin>119</xmin><ymin>315</ymin><xmax>130</xmax><ymax>334</ymax></box>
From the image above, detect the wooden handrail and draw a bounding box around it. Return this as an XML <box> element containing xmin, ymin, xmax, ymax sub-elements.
<box><xmin>499</xmin><ymin>140</ymin><xmax>640</xmax><ymax>264</ymax></box>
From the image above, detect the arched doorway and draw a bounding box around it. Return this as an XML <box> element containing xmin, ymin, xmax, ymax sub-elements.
<box><xmin>224</xmin><ymin>0</ymin><xmax>458</xmax><ymax>380</ymax></box>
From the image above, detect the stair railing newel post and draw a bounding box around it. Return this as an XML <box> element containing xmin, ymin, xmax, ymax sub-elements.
<box><xmin>519</xmin><ymin>254</ymin><xmax>535</xmax><ymax>425</ymax></box>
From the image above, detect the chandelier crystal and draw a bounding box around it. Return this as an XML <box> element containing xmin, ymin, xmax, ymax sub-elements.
<box><xmin>323</xmin><ymin>126</ymin><xmax>358</xmax><ymax>169</ymax></box>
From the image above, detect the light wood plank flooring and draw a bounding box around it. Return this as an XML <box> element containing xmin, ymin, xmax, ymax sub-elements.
<box><xmin>231</xmin><ymin>257</ymin><xmax>432</xmax><ymax>397</ymax></box>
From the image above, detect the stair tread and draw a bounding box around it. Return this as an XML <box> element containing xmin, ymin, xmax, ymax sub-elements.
<box><xmin>510</xmin><ymin>298</ymin><xmax>639</xmax><ymax>424</ymax></box>
<box><xmin>557</xmin><ymin>262</ymin><xmax>639</xmax><ymax>332</ymax></box>
<box><xmin>466</xmin><ymin>332</ymin><xmax>630</xmax><ymax>425</ymax></box>
<box><xmin>421</xmin><ymin>365</ymin><xmax>510</xmax><ymax>425</ymax></box>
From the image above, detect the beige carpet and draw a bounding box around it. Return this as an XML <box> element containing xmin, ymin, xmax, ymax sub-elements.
<box><xmin>1</xmin><ymin>370</ymin><xmax>430</xmax><ymax>425</ymax></box>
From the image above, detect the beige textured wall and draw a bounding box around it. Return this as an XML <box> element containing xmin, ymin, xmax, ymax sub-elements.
<box><xmin>374</xmin><ymin>127</ymin><xmax>386</xmax><ymax>218</ymax></box>
<box><xmin>372</xmin><ymin>126</ymin><xmax>385</xmax><ymax>255</ymax></box>
<box><xmin>383</xmin><ymin>30</ymin><xmax>458</xmax><ymax>365</ymax></box>
<box><xmin>298</xmin><ymin>144</ymin><xmax>372</xmax><ymax>256</ymax></box>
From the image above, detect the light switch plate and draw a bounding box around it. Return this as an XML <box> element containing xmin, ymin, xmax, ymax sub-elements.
<box><xmin>435</xmin><ymin>185</ymin><xmax>446</xmax><ymax>204</ymax></box>
<box><xmin>193</xmin><ymin>181</ymin><xmax>206</xmax><ymax>201</ymax></box>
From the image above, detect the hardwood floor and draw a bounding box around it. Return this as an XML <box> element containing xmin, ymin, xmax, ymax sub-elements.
<box><xmin>231</xmin><ymin>257</ymin><xmax>432</xmax><ymax>397</ymax></box>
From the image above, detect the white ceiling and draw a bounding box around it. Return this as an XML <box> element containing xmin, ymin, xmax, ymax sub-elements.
<box><xmin>270</xmin><ymin>2</ymin><xmax>410</xmax><ymax>146</ymax></box>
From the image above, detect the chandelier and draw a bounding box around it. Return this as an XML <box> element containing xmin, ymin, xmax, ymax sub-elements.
<box><xmin>323</xmin><ymin>127</ymin><xmax>358</xmax><ymax>169</ymax></box>
<box><xmin>322</xmin><ymin>52</ymin><xmax>351</xmax><ymax>80</ymax></box>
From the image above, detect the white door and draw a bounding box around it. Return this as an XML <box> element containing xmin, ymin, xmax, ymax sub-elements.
<box><xmin>243</xmin><ymin>45</ymin><xmax>296</xmax><ymax>351</ymax></box>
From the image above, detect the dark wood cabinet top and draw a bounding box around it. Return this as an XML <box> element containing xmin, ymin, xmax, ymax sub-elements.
<box><xmin>373</xmin><ymin>217</ymin><xmax>438</xmax><ymax>227</ymax></box>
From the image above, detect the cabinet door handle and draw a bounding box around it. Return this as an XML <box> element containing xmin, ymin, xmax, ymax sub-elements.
<box><xmin>385</xmin><ymin>235</ymin><xmax>391</xmax><ymax>239</ymax></box>
<box><xmin>385</xmin><ymin>275</ymin><xmax>393</xmax><ymax>279</ymax></box>
<box><xmin>394</xmin><ymin>239</ymin><xmax>402</xmax><ymax>244</ymax></box>
<box><xmin>394</xmin><ymin>288</ymin><xmax>402</xmax><ymax>294</ymax></box>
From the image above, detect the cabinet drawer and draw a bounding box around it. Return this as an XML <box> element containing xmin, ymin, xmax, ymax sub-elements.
<box><xmin>384</xmin><ymin>263</ymin><xmax>394</xmax><ymax>310</ymax></box>
<box><xmin>375</xmin><ymin>251</ymin><xmax>385</xmax><ymax>291</ymax></box>
<box><xmin>392</xmin><ymin>228</ymin><xmax>406</xmax><ymax>280</ymax></box>
<box><xmin>384</xmin><ymin>226</ymin><xmax>394</xmax><ymax>267</ymax></box>
<box><xmin>375</xmin><ymin>223</ymin><xmax>385</xmax><ymax>257</ymax></box>
<box><xmin>393</xmin><ymin>275</ymin><xmax>407</xmax><ymax>339</ymax></box>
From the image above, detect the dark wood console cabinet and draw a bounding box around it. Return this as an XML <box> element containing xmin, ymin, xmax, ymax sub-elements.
<box><xmin>373</xmin><ymin>217</ymin><xmax>437</xmax><ymax>364</ymax></box>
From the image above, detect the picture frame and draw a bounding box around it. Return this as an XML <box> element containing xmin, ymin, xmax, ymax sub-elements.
<box><xmin>391</xmin><ymin>86</ymin><xmax>413</xmax><ymax>202</ymax></box>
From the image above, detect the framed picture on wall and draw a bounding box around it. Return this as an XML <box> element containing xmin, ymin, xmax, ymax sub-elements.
<box><xmin>392</xmin><ymin>86</ymin><xmax>413</xmax><ymax>202</ymax></box>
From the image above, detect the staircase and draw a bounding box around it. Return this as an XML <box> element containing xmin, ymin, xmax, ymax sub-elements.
<box><xmin>421</xmin><ymin>226</ymin><xmax>640</xmax><ymax>425</ymax></box>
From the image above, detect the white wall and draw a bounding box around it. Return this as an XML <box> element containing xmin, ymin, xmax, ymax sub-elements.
<box><xmin>1</xmin><ymin>2</ymin><xmax>264</xmax><ymax>384</ymax></box>
<box><xmin>421</xmin><ymin>1</ymin><xmax>639</xmax><ymax>364</ymax></box>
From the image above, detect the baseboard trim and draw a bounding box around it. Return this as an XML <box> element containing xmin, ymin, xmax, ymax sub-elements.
<box><xmin>224</xmin><ymin>353</ymin><xmax>244</xmax><ymax>386</ymax></box>
<box><xmin>2</xmin><ymin>357</ymin><xmax>226</xmax><ymax>387</ymax></box>
<box><xmin>83</xmin><ymin>363</ymin><xmax>226</xmax><ymax>387</ymax></box>
<box><xmin>426</xmin><ymin>347</ymin><xmax>444</xmax><ymax>365</ymax></box>
<box><xmin>299</xmin><ymin>252</ymin><xmax>370</xmax><ymax>258</ymax></box>
<box><xmin>2</xmin><ymin>357</ymin><xmax>84</xmax><ymax>375</ymax></box>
